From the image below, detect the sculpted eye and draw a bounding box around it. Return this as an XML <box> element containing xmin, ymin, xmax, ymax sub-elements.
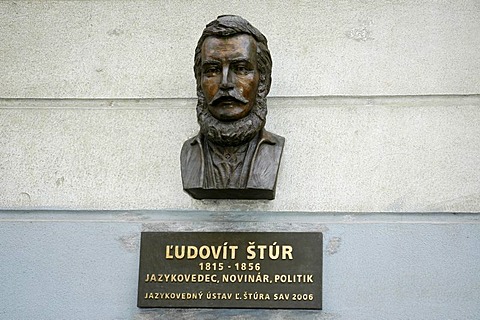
<box><xmin>234</xmin><ymin>64</ymin><xmax>250</xmax><ymax>74</ymax></box>
<box><xmin>203</xmin><ymin>66</ymin><xmax>220</xmax><ymax>76</ymax></box>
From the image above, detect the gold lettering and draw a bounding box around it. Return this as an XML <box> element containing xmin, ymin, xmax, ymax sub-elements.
<box><xmin>187</xmin><ymin>246</ymin><xmax>198</xmax><ymax>259</ymax></box>
<box><xmin>229</xmin><ymin>245</ymin><xmax>238</xmax><ymax>259</ymax></box>
<box><xmin>165</xmin><ymin>245</ymin><xmax>174</xmax><ymax>259</ymax></box>
<box><xmin>198</xmin><ymin>245</ymin><xmax>210</xmax><ymax>259</ymax></box>
<box><xmin>257</xmin><ymin>245</ymin><xmax>267</xmax><ymax>259</ymax></box>
<box><xmin>246</xmin><ymin>242</ymin><xmax>256</xmax><ymax>260</ymax></box>
<box><xmin>211</xmin><ymin>245</ymin><xmax>222</xmax><ymax>259</ymax></box>
<box><xmin>175</xmin><ymin>245</ymin><xmax>186</xmax><ymax>259</ymax></box>
<box><xmin>282</xmin><ymin>245</ymin><xmax>293</xmax><ymax>260</ymax></box>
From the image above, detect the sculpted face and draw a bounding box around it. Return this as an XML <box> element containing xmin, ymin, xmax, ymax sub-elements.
<box><xmin>201</xmin><ymin>34</ymin><xmax>260</xmax><ymax>121</ymax></box>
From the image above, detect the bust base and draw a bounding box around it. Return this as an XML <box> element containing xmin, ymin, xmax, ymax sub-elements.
<box><xmin>184</xmin><ymin>187</ymin><xmax>275</xmax><ymax>200</ymax></box>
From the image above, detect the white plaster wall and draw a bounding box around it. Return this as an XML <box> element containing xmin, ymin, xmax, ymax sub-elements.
<box><xmin>1</xmin><ymin>1</ymin><xmax>480</xmax><ymax>319</ymax></box>
<box><xmin>1</xmin><ymin>96</ymin><xmax>480</xmax><ymax>212</ymax></box>
<box><xmin>1</xmin><ymin>0</ymin><xmax>479</xmax><ymax>98</ymax></box>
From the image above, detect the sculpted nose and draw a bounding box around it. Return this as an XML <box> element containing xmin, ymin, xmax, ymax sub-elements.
<box><xmin>219</xmin><ymin>66</ymin><xmax>234</xmax><ymax>90</ymax></box>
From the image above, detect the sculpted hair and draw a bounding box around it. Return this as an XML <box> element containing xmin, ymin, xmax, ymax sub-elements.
<box><xmin>194</xmin><ymin>15</ymin><xmax>272</xmax><ymax>100</ymax></box>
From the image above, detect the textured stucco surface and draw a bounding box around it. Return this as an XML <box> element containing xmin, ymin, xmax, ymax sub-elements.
<box><xmin>1</xmin><ymin>0</ymin><xmax>479</xmax><ymax>98</ymax></box>
<box><xmin>1</xmin><ymin>96</ymin><xmax>479</xmax><ymax>212</ymax></box>
<box><xmin>1</xmin><ymin>1</ymin><xmax>480</xmax><ymax>319</ymax></box>
<box><xmin>1</xmin><ymin>211</ymin><xmax>479</xmax><ymax>320</ymax></box>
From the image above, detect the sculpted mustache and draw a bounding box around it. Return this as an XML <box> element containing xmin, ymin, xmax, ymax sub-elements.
<box><xmin>210</xmin><ymin>90</ymin><xmax>249</xmax><ymax>105</ymax></box>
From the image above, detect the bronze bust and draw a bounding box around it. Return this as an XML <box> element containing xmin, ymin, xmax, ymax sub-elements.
<box><xmin>181</xmin><ymin>15</ymin><xmax>284</xmax><ymax>200</ymax></box>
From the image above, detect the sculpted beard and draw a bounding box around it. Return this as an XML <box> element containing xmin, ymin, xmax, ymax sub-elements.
<box><xmin>196</xmin><ymin>92</ymin><xmax>267</xmax><ymax>147</ymax></box>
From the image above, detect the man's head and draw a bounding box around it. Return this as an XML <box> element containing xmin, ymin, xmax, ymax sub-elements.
<box><xmin>194</xmin><ymin>15</ymin><xmax>272</xmax><ymax>146</ymax></box>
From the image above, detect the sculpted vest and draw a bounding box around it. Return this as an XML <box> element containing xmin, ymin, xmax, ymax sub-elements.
<box><xmin>181</xmin><ymin>129</ymin><xmax>284</xmax><ymax>199</ymax></box>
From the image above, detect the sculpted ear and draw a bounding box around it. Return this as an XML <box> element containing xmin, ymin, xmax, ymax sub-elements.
<box><xmin>257</xmin><ymin>74</ymin><xmax>270</xmax><ymax>98</ymax></box>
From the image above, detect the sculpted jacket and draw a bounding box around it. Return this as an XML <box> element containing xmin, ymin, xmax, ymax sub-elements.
<box><xmin>181</xmin><ymin>129</ymin><xmax>285</xmax><ymax>199</ymax></box>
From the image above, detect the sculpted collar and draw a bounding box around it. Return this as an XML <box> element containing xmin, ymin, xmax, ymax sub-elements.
<box><xmin>190</xmin><ymin>128</ymin><xmax>278</xmax><ymax>148</ymax></box>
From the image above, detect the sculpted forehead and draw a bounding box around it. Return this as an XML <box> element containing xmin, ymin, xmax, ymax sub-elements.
<box><xmin>201</xmin><ymin>34</ymin><xmax>257</xmax><ymax>63</ymax></box>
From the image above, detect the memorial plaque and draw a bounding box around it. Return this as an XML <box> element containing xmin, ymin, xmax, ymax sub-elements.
<box><xmin>137</xmin><ymin>232</ymin><xmax>322</xmax><ymax>309</ymax></box>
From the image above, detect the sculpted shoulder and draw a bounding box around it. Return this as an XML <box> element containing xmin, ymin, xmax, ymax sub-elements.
<box><xmin>247</xmin><ymin>129</ymin><xmax>284</xmax><ymax>192</ymax></box>
<box><xmin>261</xmin><ymin>130</ymin><xmax>285</xmax><ymax>147</ymax></box>
<box><xmin>181</xmin><ymin>134</ymin><xmax>203</xmax><ymax>190</ymax></box>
